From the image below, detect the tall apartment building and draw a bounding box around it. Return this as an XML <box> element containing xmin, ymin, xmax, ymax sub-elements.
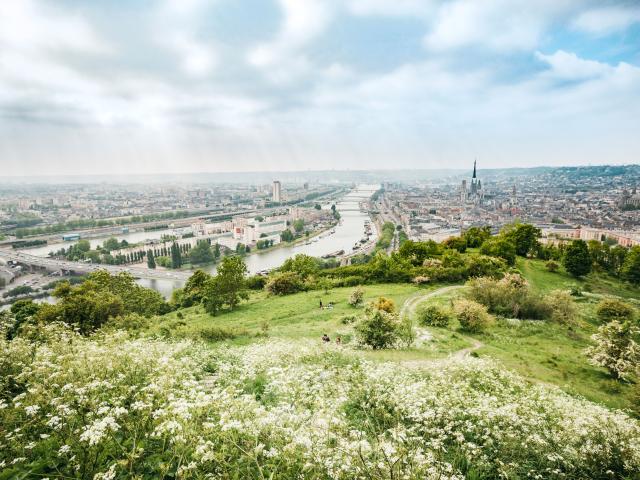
<box><xmin>272</xmin><ymin>180</ymin><xmax>282</xmax><ymax>202</ymax></box>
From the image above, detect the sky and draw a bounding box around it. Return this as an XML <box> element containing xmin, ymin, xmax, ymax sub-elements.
<box><xmin>0</xmin><ymin>0</ymin><xmax>639</xmax><ymax>176</ymax></box>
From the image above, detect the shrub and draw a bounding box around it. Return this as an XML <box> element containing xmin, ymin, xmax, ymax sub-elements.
<box><xmin>412</xmin><ymin>275</ymin><xmax>431</xmax><ymax>284</ymax></box>
<box><xmin>246</xmin><ymin>275</ymin><xmax>267</xmax><ymax>290</ymax></box>
<box><xmin>371</xmin><ymin>296</ymin><xmax>395</xmax><ymax>313</ymax></box>
<box><xmin>348</xmin><ymin>286</ymin><xmax>365</xmax><ymax>307</ymax></box>
<box><xmin>340</xmin><ymin>314</ymin><xmax>358</xmax><ymax>325</ymax></box>
<box><xmin>355</xmin><ymin>307</ymin><xmax>400</xmax><ymax>349</ymax></box>
<box><xmin>416</xmin><ymin>304</ymin><xmax>451</xmax><ymax>327</ymax></box>
<box><xmin>585</xmin><ymin>321</ymin><xmax>640</xmax><ymax>380</ymax></box>
<box><xmin>104</xmin><ymin>313</ymin><xmax>151</xmax><ymax>332</ymax></box>
<box><xmin>467</xmin><ymin>274</ymin><xmax>550</xmax><ymax>320</ymax></box>
<box><xmin>545</xmin><ymin>260</ymin><xmax>560</xmax><ymax>272</ymax></box>
<box><xmin>397</xmin><ymin>316</ymin><xmax>416</xmax><ymax>348</ymax></box>
<box><xmin>265</xmin><ymin>272</ymin><xmax>305</xmax><ymax>295</ymax></box>
<box><xmin>199</xmin><ymin>326</ymin><xmax>242</xmax><ymax>342</ymax></box>
<box><xmin>545</xmin><ymin>290</ymin><xmax>579</xmax><ymax>325</ymax></box>
<box><xmin>596</xmin><ymin>299</ymin><xmax>635</xmax><ymax>323</ymax></box>
<box><xmin>454</xmin><ymin>299</ymin><xmax>494</xmax><ymax>333</ymax></box>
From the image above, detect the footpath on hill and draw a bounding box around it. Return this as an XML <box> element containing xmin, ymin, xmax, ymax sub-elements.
<box><xmin>399</xmin><ymin>285</ymin><xmax>484</xmax><ymax>366</ymax></box>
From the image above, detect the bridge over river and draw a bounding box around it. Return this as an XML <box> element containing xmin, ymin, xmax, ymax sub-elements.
<box><xmin>0</xmin><ymin>249</ymin><xmax>191</xmax><ymax>282</ymax></box>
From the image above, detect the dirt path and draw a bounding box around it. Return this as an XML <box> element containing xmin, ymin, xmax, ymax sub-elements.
<box><xmin>399</xmin><ymin>285</ymin><xmax>484</xmax><ymax>365</ymax></box>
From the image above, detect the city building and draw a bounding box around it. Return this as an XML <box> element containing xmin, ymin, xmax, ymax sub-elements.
<box><xmin>272</xmin><ymin>180</ymin><xmax>282</xmax><ymax>202</ymax></box>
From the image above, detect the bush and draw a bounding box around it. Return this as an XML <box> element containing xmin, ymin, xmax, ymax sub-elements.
<box><xmin>467</xmin><ymin>274</ymin><xmax>550</xmax><ymax>320</ymax></box>
<box><xmin>246</xmin><ymin>275</ymin><xmax>267</xmax><ymax>290</ymax></box>
<box><xmin>104</xmin><ymin>313</ymin><xmax>151</xmax><ymax>332</ymax></box>
<box><xmin>416</xmin><ymin>304</ymin><xmax>451</xmax><ymax>327</ymax></box>
<box><xmin>585</xmin><ymin>321</ymin><xmax>640</xmax><ymax>380</ymax></box>
<box><xmin>545</xmin><ymin>290</ymin><xmax>578</xmax><ymax>325</ymax></box>
<box><xmin>340</xmin><ymin>314</ymin><xmax>358</xmax><ymax>325</ymax></box>
<box><xmin>545</xmin><ymin>260</ymin><xmax>560</xmax><ymax>272</ymax></box>
<box><xmin>199</xmin><ymin>326</ymin><xmax>243</xmax><ymax>342</ymax></box>
<box><xmin>596</xmin><ymin>299</ymin><xmax>635</xmax><ymax>323</ymax></box>
<box><xmin>348</xmin><ymin>286</ymin><xmax>365</xmax><ymax>307</ymax></box>
<box><xmin>454</xmin><ymin>299</ymin><xmax>494</xmax><ymax>333</ymax></box>
<box><xmin>355</xmin><ymin>307</ymin><xmax>400</xmax><ymax>349</ymax></box>
<box><xmin>371</xmin><ymin>296</ymin><xmax>395</xmax><ymax>313</ymax></box>
<box><xmin>265</xmin><ymin>272</ymin><xmax>305</xmax><ymax>296</ymax></box>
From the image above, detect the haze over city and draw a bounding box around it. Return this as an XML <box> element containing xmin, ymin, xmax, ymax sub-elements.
<box><xmin>1</xmin><ymin>0</ymin><xmax>639</xmax><ymax>176</ymax></box>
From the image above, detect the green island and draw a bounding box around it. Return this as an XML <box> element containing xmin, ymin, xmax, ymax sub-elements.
<box><xmin>2</xmin><ymin>223</ymin><xmax>640</xmax><ymax>479</ymax></box>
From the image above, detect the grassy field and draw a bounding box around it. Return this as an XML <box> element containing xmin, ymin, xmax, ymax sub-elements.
<box><xmin>161</xmin><ymin>257</ymin><xmax>639</xmax><ymax>414</ymax></box>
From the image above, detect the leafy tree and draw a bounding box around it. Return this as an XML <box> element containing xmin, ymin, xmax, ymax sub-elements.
<box><xmin>280</xmin><ymin>254</ymin><xmax>320</xmax><ymax>279</ymax></box>
<box><xmin>398</xmin><ymin>240</ymin><xmax>440</xmax><ymax>265</ymax></box>
<box><xmin>563</xmin><ymin>240</ymin><xmax>592</xmax><ymax>278</ymax></box>
<box><xmin>501</xmin><ymin>223</ymin><xmax>541</xmax><ymax>257</ymax></box>
<box><xmin>189</xmin><ymin>240</ymin><xmax>214</xmax><ymax>264</ymax></box>
<box><xmin>293</xmin><ymin>219</ymin><xmax>305</xmax><ymax>233</ymax></box>
<box><xmin>181</xmin><ymin>270</ymin><xmax>213</xmax><ymax>307</ymax></box>
<box><xmin>280</xmin><ymin>230</ymin><xmax>294</xmax><ymax>242</ymax></box>
<box><xmin>215</xmin><ymin>256</ymin><xmax>248</xmax><ymax>309</ymax></box>
<box><xmin>147</xmin><ymin>249</ymin><xmax>156</xmax><ymax>269</ymax></box>
<box><xmin>314</xmin><ymin>203</ymin><xmax>321</xmax><ymax>210</ymax></box>
<box><xmin>37</xmin><ymin>281</ymin><xmax>125</xmax><ymax>334</ymax></box>
<box><xmin>265</xmin><ymin>272</ymin><xmax>304</xmax><ymax>295</ymax></box>
<box><xmin>621</xmin><ymin>246</ymin><xmax>640</xmax><ymax>285</ymax></box>
<box><xmin>202</xmin><ymin>277</ymin><xmax>224</xmax><ymax>316</ymax></box>
<box><xmin>103</xmin><ymin>237</ymin><xmax>120</xmax><ymax>251</ymax></box>
<box><xmin>355</xmin><ymin>306</ymin><xmax>400</xmax><ymax>349</ymax></box>
<box><xmin>480</xmin><ymin>237</ymin><xmax>516</xmax><ymax>266</ymax></box>
<box><xmin>585</xmin><ymin>321</ymin><xmax>640</xmax><ymax>380</ymax></box>
<box><xmin>213</xmin><ymin>243</ymin><xmax>221</xmax><ymax>259</ymax></box>
<box><xmin>463</xmin><ymin>226</ymin><xmax>491</xmax><ymax>248</ymax></box>
<box><xmin>6</xmin><ymin>300</ymin><xmax>41</xmax><ymax>339</ymax></box>
<box><xmin>76</xmin><ymin>239</ymin><xmax>91</xmax><ymax>252</ymax></box>
<box><xmin>171</xmin><ymin>242</ymin><xmax>182</xmax><ymax>268</ymax></box>
<box><xmin>442</xmin><ymin>236</ymin><xmax>467</xmax><ymax>253</ymax></box>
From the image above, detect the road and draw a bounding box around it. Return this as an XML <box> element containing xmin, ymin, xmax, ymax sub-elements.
<box><xmin>0</xmin><ymin>249</ymin><xmax>191</xmax><ymax>282</ymax></box>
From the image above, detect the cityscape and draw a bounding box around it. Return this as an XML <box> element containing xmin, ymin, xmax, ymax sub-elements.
<box><xmin>1</xmin><ymin>1</ymin><xmax>640</xmax><ymax>479</ymax></box>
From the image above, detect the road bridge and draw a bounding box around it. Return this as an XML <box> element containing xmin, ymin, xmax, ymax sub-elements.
<box><xmin>0</xmin><ymin>249</ymin><xmax>191</xmax><ymax>282</ymax></box>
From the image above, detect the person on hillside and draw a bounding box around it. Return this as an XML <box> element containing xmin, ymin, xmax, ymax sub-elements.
<box><xmin>335</xmin><ymin>336</ymin><xmax>342</xmax><ymax>345</ymax></box>
<box><xmin>322</xmin><ymin>334</ymin><xmax>330</xmax><ymax>343</ymax></box>
<box><xmin>319</xmin><ymin>299</ymin><xmax>323</xmax><ymax>309</ymax></box>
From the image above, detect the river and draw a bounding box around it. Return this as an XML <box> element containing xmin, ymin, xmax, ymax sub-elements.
<box><xmin>19</xmin><ymin>185</ymin><xmax>378</xmax><ymax>297</ymax></box>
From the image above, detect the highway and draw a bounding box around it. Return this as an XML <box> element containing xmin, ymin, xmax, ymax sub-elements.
<box><xmin>0</xmin><ymin>249</ymin><xmax>191</xmax><ymax>282</ymax></box>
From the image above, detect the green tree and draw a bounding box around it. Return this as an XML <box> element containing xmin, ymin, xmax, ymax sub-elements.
<box><xmin>76</xmin><ymin>239</ymin><xmax>91</xmax><ymax>252</ymax></box>
<box><xmin>463</xmin><ymin>226</ymin><xmax>491</xmax><ymax>248</ymax></box>
<box><xmin>215</xmin><ymin>256</ymin><xmax>248</xmax><ymax>310</ymax></box>
<box><xmin>213</xmin><ymin>243</ymin><xmax>221</xmax><ymax>259</ymax></box>
<box><xmin>189</xmin><ymin>240</ymin><xmax>214</xmax><ymax>264</ymax></box>
<box><xmin>103</xmin><ymin>237</ymin><xmax>120</xmax><ymax>251</ymax></box>
<box><xmin>621</xmin><ymin>246</ymin><xmax>640</xmax><ymax>285</ymax></box>
<box><xmin>480</xmin><ymin>237</ymin><xmax>516</xmax><ymax>266</ymax></box>
<box><xmin>502</xmin><ymin>223</ymin><xmax>541</xmax><ymax>257</ymax></box>
<box><xmin>147</xmin><ymin>249</ymin><xmax>156</xmax><ymax>269</ymax></box>
<box><xmin>293</xmin><ymin>219</ymin><xmax>305</xmax><ymax>233</ymax></box>
<box><xmin>563</xmin><ymin>240</ymin><xmax>592</xmax><ymax>278</ymax></box>
<box><xmin>280</xmin><ymin>254</ymin><xmax>320</xmax><ymax>279</ymax></box>
<box><xmin>182</xmin><ymin>270</ymin><xmax>213</xmax><ymax>307</ymax></box>
<box><xmin>171</xmin><ymin>242</ymin><xmax>182</xmax><ymax>268</ymax></box>
<box><xmin>280</xmin><ymin>230</ymin><xmax>294</xmax><ymax>242</ymax></box>
<box><xmin>355</xmin><ymin>306</ymin><xmax>400</xmax><ymax>349</ymax></box>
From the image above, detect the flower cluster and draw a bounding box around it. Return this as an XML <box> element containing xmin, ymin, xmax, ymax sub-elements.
<box><xmin>1</xmin><ymin>325</ymin><xmax>639</xmax><ymax>479</ymax></box>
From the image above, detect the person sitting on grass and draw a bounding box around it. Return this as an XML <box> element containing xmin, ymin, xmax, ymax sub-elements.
<box><xmin>322</xmin><ymin>334</ymin><xmax>330</xmax><ymax>343</ymax></box>
<box><xmin>320</xmin><ymin>299</ymin><xmax>323</xmax><ymax>309</ymax></box>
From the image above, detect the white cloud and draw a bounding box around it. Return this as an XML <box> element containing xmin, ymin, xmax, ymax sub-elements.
<box><xmin>571</xmin><ymin>6</ymin><xmax>640</xmax><ymax>35</ymax></box>
<box><xmin>423</xmin><ymin>0</ymin><xmax>579</xmax><ymax>51</ymax></box>
<box><xmin>247</xmin><ymin>0</ymin><xmax>332</xmax><ymax>82</ymax></box>
<box><xmin>347</xmin><ymin>0</ymin><xmax>435</xmax><ymax>17</ymax></box>
<box><xmin>535</xmin><ymin>50</ymin><xmax>615</xmax><ymax>80</ymax></box>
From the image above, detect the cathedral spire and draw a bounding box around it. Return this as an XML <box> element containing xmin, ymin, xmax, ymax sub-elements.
<box><xmin>472</xmin><ymin>159</ymin><xmax>477</xmax><ymax>179</ymax></box>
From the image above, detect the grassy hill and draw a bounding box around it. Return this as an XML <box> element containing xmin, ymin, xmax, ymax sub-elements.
<box><xmin>155</xmin><ymin>258</ymin><xmax>639</xmax><ymax>413</ymax></box>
